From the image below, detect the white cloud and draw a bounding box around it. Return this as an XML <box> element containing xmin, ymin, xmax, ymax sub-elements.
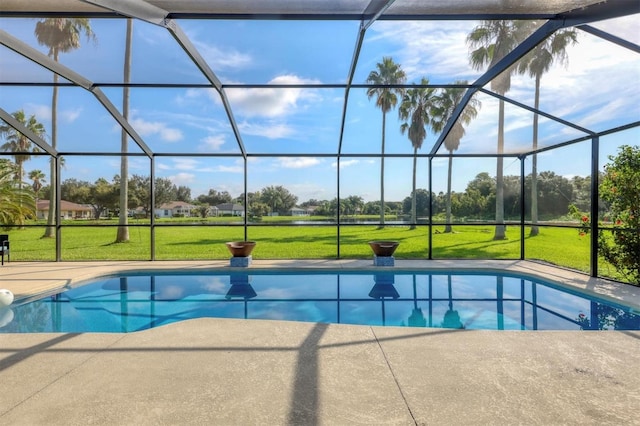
<box><xmin>24</xmin><ymin>103</ymin><xmax>51</xmax><ymax>123</ymax></box>
<box><xmin>173</xmin><ymin>158</ymin><xmax>200</xmax><ymax>170</ymax></box>
<box><xmin>331</xmin><ymin>159</ymin><xmax>359</xmax><ymax>169</ymax></box>
<box><xmin>225</xmin><ymin>74</ymin><xmax>321</xmax><ymax>118</ymax></box>
<box><xmin>370</xmin><ymin>21</ymin><xmax>478</xmax><ymax>81</ymax></box>
<box><xmin>217</xmin><ymin>165</ymin><xmax>243</xmax><ymax>173</ymax></box>
<box><xmin>167</xmin><ymin>172</ymin><xmax>196</xmax><ymax>185</ymax></box>
<box><xmin>131</xmin><ymin>117</ymin><xmax>183</xmax><ymax>142</ymax></box>
<box><xmin>200</xmin><ymin>134</ymin><xmax>226</xmax><ymax>151</ymax></box>
<box><xmin>239</xmin><ymin>120</ymin><xmax>294</xmax><ymax>139</ymax></box>
<box><xmin>60</xmin><ymin>108</ymin><xmax>82</xmax><ymax>123</ymax></box>
<box><xmin>276</xmin><ymin>157</ymin><xmax>321</xmax><ymax>169</ymax></box>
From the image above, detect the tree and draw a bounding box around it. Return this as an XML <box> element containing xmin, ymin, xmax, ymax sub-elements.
<box><xmin>260</xmin><ymin>185</ymin><xmax>297</xmax><ymax>215</ymax></box>
<box><xmin>598</xmin><ymin>145</ymin><xmax>640</xmax><ymax>284</ymax></box>
<box><xmin>35</xmin><ymin>17</ymin><xmax>95</xmax><ymax>237</ymax></box>
<box><xmin>60</xmin><ymin>178</ymin><xmax>92</xmax><ymax>204</ymax></box>
<box><xmin>175</xmin><ymin>185</ymin><xmax>192</xmax><ymax>202</ymax></box>
<box><xmin>402</xmin><ymin>189</ymin><xmax>431</xmax><ymax>219</ymax></box>
<box><xmin>90</xmin><ymin>178</ymin><xmax>118</xmax><ymax>219</ymax></box>
<box><xmin>128</xmin><ymin>175</ymin><xmax>151</xmax><ymax>216</ymax></box>
<box><xmin>117</xmin><ymin>18</ymin><xmax>133</xmax><ymax>243</ymax></box>
<box><xmin>0</xmin><ymin>159</ymin><xmax>36</xmax><ymax>226</ymax></box>
<box><xmin>28</xmin><ymin>169</ymin><xmax>46</xmax><ymax>200</ymax></box>
<box><xmin>197</xmin><ymin>189</ymin><xmax>232</xmax><ymax>206</ymax></box>
<box><xmin>517</xmin><ymin>27</ymin><xmax>578</xmax><ymax>236</ymax></box>
<box><xmin>154</xmin><ymin>178</ymin><xmax>177</xmax><ymax>208</ymax></box>
<box><xmin>398</xmin><ymin>78</ymin><xmax>435</xmax><ymax>229</ymax></box>
<box><xmin>366</xmin><ymin>57</ymin><xmax>406</xmax><ymax>228</ymax></box>
<box><xmin>0</xmin><ymin>110</ymin><xmax>45</xmax><ymax>188</ymax></box>
<box><xmin>344</xmin><ymin>195</ymin><xmax>365</xmax><ymax>216</ymax></box>
<box><xmin>468</xmin><ymin>20</ymin><xmax>533</xmax><ymax>239</ymax></box>
<box><xmin>431</xmin><ymin>82</ymin><xmax>480</xmax><ymax>232</ymax></box>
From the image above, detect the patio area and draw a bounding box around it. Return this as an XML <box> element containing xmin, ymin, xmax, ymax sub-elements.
<box><xmin>1</xmin><ymin>260</ymin><xmax>639</xmax><ymax>424</ymax></box>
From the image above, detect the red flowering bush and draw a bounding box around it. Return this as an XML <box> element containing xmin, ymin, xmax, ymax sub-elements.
<box><xmin>599</xmin><ymin>145</ymin><xmax>640</xmax><ymax>285</ymax></box>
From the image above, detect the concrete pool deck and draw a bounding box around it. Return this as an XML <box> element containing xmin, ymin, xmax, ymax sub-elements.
<box><xmin>1</xmin><ymin>260</ymin><xmax>639</xmax><ymax>425</ymax></box>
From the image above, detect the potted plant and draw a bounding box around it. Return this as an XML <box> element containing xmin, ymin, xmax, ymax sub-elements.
<box><xmin>225</xmin><ymin>241</ymin><xmax>257</xmax><ymax>257</ymax></box>
<box><xmin>368</xmin><ymin>241</ymin><xmax>399</xmax><ymax>257</ymax></box>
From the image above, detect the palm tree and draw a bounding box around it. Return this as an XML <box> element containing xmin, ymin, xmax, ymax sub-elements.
<box><xmin>398</xmin><ymin>78</ymin><xmax>435</xmax><ymax>230</ymax></box>
<box><xmin>467</xmin><ymin>20</ymin><xmax>533</xmax><ymax>240</ymax></box>
<box><xmin>366</xmin><ymin>57</ymin><xmax>406</xmax><ymax>228</ymax></box>
<box><xmin>34</xmin><ymin>18</ymin><xmax>95</xmax><ymax>238</ymax></box>
<box><xmin>517</xmin><ymin>28</ymin><xmax>577</xmax><ymax>236</ymax></box>
<box><xmin>431</xmin><ymin>82</ymin><xmax>481</xmax><ymax>233</ymax></box>
<box><xmin>0</xmin><ymin>110</ymin><xmax>45</xmax><ymax>187</ymax></box>
<box><xmin>117</xmin><ymin>18</ymin><xmax>133</xmax><ymax>243</ymax></box>
<box><xmin>0</xmin><ymin>159</ymin><xmax>36</xmax><ymax>226</ymax></box>
<box><xmin>28</xmin><ymin>169</ymin><xmax>46</xmax><ymax>200</ymax></box>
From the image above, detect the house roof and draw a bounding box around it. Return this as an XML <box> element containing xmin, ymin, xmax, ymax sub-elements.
<box><xmin>37</xmin><ymin>200</ymin><xmax>92</xmax><ymax>211</ymax></box>
<box><xmin>157</xmin><ymin>201</ymin><xmax>198</xmax><ymax>210</ymax></box>
<box><xmin>216</xmin><ymin>203</ymin><xmax>244</xmax><ymax>211</ymax></box>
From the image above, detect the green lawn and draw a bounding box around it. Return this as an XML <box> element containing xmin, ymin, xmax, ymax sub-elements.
<box><xmin>2</xmin><ymin>221</ymin><xmax>625</xmax><ymax>283</ymax></box>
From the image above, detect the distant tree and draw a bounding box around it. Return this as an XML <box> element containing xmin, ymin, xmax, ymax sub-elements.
<box><xmin>249</xmin><ymin>202</ymin><xmax>270</xmax><ymax>218</ymax></box>
<box><xmin>517</xmin><ymin>27</ymin><xmax>578</xmax><ymax>235</ymax></box>
<box><xmin>175</xmin><ymin>185</ymin><xmax>191</xmax><ymax>202</ymax></box>
<box><xmin>260</xmin><ymin>185</ymin><xmax>297</xmax><ymax>215</ymax></box>
<box><xmin>431</xmin><ymin>82</ymin><xmax>480</xmax><ymax>232</ymax></box>
<box><xmin>468</xmin><ymin>20</ymin><xmax>534</xmax><ymax>239</ymax></box>
<box><xmin>401</xmin><ymin>189</ymin><xmax>431</xmax><ymax>218</ymax></box>
<box><xmin>343</xmin><ymin>195</ymin><xmax>365</xmax><ymax>216</ymax></box>
<box><xmin>60</xmin><ymin>178</ymin><xmax>92</xmax><ymax>204</ymax></box>
<box><xmin>366</xmin><ymin>57</ymin><xmax>406</xmax><ymax>228</ymax></box>
<box><xmin>28</xmin><ymin>169</ymin><xmax>46</xmax><ymax>200</ymax></box>
<box><xmin>197</xmin><ymin>189</ymin><xmax>232</xmax><ymax>206</ymax></box>
<box><xmin>0</xmin><ymin>110</ymin><xmax>46</xmax><ymax>188</ymax></box>
<box><xmin>398</xmin><ymin>78</ymin><xmax>435</xmax><ymax>229</ymax></box>
<box><xmin>154</xmin><ymin>178</ymin><xmax>177</xmax><ymax>208</ymax></box>
<box><xmin>128</xmin><ymin>174</ymin><xmax>150</xmax><ymax>215</ymax></box>
<box><xmin>35</xmin><ymin>17</ymin><xmax>95</xmax><ymax>237</ymax></box>
<box><xmin>0</xmin><ymin>159</ymin><xmax>36</xmax><ymax>226</ymax></box>
<box><xmin>90</xmin><ymin>177</ymin><xmax>118</xmax><ymax>219</ymax></box>
<box><xmin>193</xmin><ymin>204</ymin><xmax>210</xmax><ymax>218</ymax></box>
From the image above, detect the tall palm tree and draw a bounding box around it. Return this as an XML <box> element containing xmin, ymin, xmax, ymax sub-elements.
<box><xmin>28</xmin><ymin>169</ymin><xmax>46</xmax><ymax>200</ymax></box>
<box><xmin>398</xmin><ymin>78</ymin><xmax>435</xmax><ymax>230</ymax></box>
<box><xmin>366</xmin><ymin>57</ymin><xmax>406</xmax><ymax>228</ymax></box>
<box><xmin>517</xmin><ymin>28</ymin><xmax>577</xmax><ymax>236</ymax></box>
<box><xmin>117</xmin><ymin>18</ymin><xmax>133</xmax><ymax>243</ymax></box>
<box><xmin>431</xmin><ymin>82</ymin><xmax>481</xmax><ymax>233</ymax></box>
<box><xmin>0</xmin><ymin>159</ymin><xmax>35</xmax><ymax>226</ymax></box>
<box><xmin>34</xmin><ymin>18</ymin><xmax>95</xmax><ymax>238</ymax></box>
<box><xmin>467</xmin><ymin>20</ymin><xmax>533</xmax><ymax>240</ymax></box>
<box><xmin>0</xmin><ymin>110</ymin><xmax>45</xmax><ymax>187</ymax></box>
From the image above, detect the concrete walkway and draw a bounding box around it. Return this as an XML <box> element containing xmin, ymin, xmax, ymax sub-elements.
<box><xmin>1</xmin><ymin>260</ymin><xmax>639</xmax><ymax>425</ymax></box>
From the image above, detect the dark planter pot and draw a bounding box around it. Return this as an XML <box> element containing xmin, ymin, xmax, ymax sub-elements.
<box><xmin>368</xmin><ymin>241</ymin><xmax>399</xmax><ymax>257</ymax></box>
<box><xmin>225</xmin><ymin>241</ymin><xmax>257</xmax><ymax>257</ymax></box>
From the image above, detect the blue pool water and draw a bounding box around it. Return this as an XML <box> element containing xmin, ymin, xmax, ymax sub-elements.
<box><xmin>1</xmin><ymin>270</ymin><xmax>639</xmax><ymax>333</ymax></box>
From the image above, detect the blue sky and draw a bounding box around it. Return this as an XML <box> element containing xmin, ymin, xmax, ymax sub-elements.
<box><xmin>0</xmin><ymin>14</ymin><xmax>638</xmax><ymax>203</ymax></box>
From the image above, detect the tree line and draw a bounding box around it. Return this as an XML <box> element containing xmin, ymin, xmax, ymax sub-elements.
<box><xmin>13</xmin><ymin>168</ymin><xmax>596</xmax><ymax>222</ymax></box>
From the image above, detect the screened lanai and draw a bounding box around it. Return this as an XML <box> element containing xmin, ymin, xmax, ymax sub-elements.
<box><xmin>0</xmin><ymin>1</ymin><xmax>639</xmax><ymax>283</ymax></box>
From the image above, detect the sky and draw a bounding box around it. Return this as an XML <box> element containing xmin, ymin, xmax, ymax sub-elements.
<box><xmin>0</xmin><ymin>13</ymin><xmax>638</xmax><ymax>203</ymax></box>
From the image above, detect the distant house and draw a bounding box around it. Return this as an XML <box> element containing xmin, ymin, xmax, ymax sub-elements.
<box><xmin>36</xmin><ymin>200</ymin><xmax>93</xmax><ymax>220</ymax></box>
<box><xmin>154</xmin><ymin>201</ymin><xmax>198</xmax><ymax>218</ymax></box>
<box><xmin>289</xmin><ymin>207</ymin><xmax>309</xmax><ymax>216</ymax></box>
<box><xmin>215</xmin><ymin>203</ymin><xmax>244</xmax><ymax>217</ymax></box>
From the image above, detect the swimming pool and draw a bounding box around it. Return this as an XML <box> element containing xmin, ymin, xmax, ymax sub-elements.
<box><xmin>1</xmin><ymin>270</ymin><xmax>638</xmax><ymax>333</ymax></box>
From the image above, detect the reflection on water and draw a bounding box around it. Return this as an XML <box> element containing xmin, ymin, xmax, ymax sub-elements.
<box><xmin>2</xmin><ymin>271</ymin><xmax>638</xmax><ymax>333</ymax></box>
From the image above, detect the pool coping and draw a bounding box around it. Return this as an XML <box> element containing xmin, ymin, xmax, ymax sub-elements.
<box><xmin>2</xmin><ymin>259</ymin><xmax>639</xmax><ymax>311</ymax></box>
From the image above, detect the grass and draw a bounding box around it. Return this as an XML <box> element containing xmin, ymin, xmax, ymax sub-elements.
<box><xmin>2</xmin><ymin>220</ymin><xmax>627</xmax><ymax>283</ymax></box>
